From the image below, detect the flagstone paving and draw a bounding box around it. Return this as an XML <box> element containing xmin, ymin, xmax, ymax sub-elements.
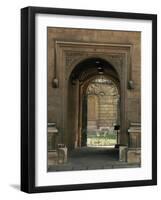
<box><xmin>48</xmin><ymin>147</ymin><xmax>140</xmax><ymax>172</ymax></box>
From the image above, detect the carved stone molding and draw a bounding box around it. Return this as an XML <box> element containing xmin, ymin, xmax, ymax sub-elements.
<box><xmin>65</xmin><ymin>52</ymin><xmax>85</xmax><ymax>67</ymax></box>
<box><xmin>86</xmin><ymin>78</ymin><xmax>119</xmax><ymax>96</ymax></box>
<box><xmin>54</xmin><ymin>40</ymin><xmax>132</xmax><ymax>85</ymax></box>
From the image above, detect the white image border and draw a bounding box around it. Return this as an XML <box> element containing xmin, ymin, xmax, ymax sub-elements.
<box><xmin>35</xmin><ymin>14</ymin><xmax>152</xmax><ymax>187</ymax></box>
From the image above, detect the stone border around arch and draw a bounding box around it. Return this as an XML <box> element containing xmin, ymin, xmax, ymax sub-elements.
<box><xmin>54</xmin><ymin>40</ymin><xmax>133</xmax><ymax>84</ymax></box>
<box><xmin>53</xmin><ymin>40</ymin><xmax>132</xmax><ymax>147</ymax></box>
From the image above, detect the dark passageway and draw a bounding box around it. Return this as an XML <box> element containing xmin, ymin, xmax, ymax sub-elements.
<box><xmin>48</xmin><ymin>147</ymin><xmax>140</xmax><ymax>172</ymax></box>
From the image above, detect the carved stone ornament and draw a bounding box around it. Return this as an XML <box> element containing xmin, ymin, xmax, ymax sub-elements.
<box><xmin>128</xmin><ymin>80</ymin><xmax>134</xmax><ymax>89</ymax></box>
<box><xmin>52</xmin><ymin>77</ymin><xmax>59</xmax><ymax>88</ymax></box>
<box><xmin>86</xmin><ymin>78</ymin><xmax>119</xmax><ymax>96</ymax></box>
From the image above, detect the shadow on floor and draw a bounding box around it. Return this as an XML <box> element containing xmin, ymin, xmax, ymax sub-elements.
<box><xmin>48</xmin><ymin>147</ymin><xmax>140</xmax><ymax>172</ymax></box>
<box><xmin>10</xmin><ymin>184</ymin><xmax>20</xmax><ymax>191</ymax></box>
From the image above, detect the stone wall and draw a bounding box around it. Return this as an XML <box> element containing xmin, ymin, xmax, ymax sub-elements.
<box><xmin>98</xmin><ymin>95</ymin><xmax>118</xmax><ymax>127</ymax></box>
<box><xmin>87</xmin><ymin>79</ymin><xmax>119</xmax><ymax>129</ymax></box>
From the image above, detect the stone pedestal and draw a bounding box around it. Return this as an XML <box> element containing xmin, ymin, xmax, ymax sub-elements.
<box><xmin>127</xmin><ymin>148</ymin><xmax>141</xmax><ymax>164</ymax></box>
<box><xmin>47</xmin><ymin>123</ymin><xmax>59</xmax><ymax>150</ymax></box>
<box><xmin>119</xmin><ymin>145</ymin><xmax>127</xmax><ymax>162</ymax></box>
<box><xmin>128</xmin><ymin>122</ymin><xmax>141</xmax><ymax>148</ymax></box>
<box><xmin>47</xmin><ymin>123</ymin><xmax>59</xmax><ymax>167</ymax></box>
<box><xmin>48</xmin><ymin>150</ymin><xmax>59</xmax><ymax>166</ymax></box>
<box><xmin>127</xmin><ymin>122</ymin><xmax>141</xmax><ymax>164</ymax></box>
<box><xmin>57</xmin><ymin>146</ymin><xmax>68</xmax><ymax>164</ymax></box>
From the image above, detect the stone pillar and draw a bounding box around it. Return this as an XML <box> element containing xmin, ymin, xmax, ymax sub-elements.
<box><xmin>47</xmin><ymin>122</ymin><xmax>59</xmax><ymax>150</ymax></box>
<box><xmin>127</xmin><ymin>122</ymin><xmax>141</xmax><ymax>164</ymax></box>
<box><xmin>57</xmin><ymin>145</ymin><xmax>68</xmax><ymax>163</ymax></box>
<box><xmin>128</xmin><ymin>122</ymin><xmax>141</xmax><ymax>148</ymax></box>
<box><xmin>119</xmin><ymin>145</ymin><xmax>127</xmax><ymax>162</ymax></box>
<box><xmin>81</xmin><ymin>95</ymin><xmax>87</xmax><ymax>146</ymax></box>
<box><xmin>47</xmin><ymin>123</ymin><xmax>59</xmax><ymax>167</ymax></box>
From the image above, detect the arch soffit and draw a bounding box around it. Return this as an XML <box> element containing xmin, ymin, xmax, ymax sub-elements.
<box><xmin>67</xmin><ymin>54</ymin><xmax>122</xmax><ymax>80</ymax></box>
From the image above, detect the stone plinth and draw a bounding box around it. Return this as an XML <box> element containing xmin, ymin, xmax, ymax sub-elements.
<box><xmin>48</xmin><ymin>150</ymin><xmax>58</xmax><ymax>166</ymax></box>
<box><xmin>128</xmin><ymin>122</ymin><xmax>141</xmax><ymax>148</ymax></box>
<box><xmin>47</xmin><ymin>123</ymin><xmax>59</xmax><ymax>150</ymax></box>
<box><xmin>127</xmin><ymin>123</ymin><xmax>141</xmax><ymax>164</ymax></box>
<box><xmin>119</xmin><ymin>145</ymin><xmax>127</xmax><ymax>162</ymax></box>
<box><xmin>57</xmin><ymin>145</ymin><xmax>68</xmax><ymax>163</ymax></box>
<box><xmin>48</xmin><ymin>145</ymin><xmax>68</xmax><ymax>166</ymax></box>
<box><xmin>127</xmin><ymin>148</ymin><xmax>141</xmax><ymax>164</ymax></box>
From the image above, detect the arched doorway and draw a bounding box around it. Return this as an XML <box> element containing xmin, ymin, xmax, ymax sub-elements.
<box><xmin>69</xmin><ymin>57</ymin><xmax>120</xmax><ymax>149</ymax></box>
<box><xmin>83</xmin><ymin>76</ymin><xmax>120</xmax><ymax>147</ymax></box>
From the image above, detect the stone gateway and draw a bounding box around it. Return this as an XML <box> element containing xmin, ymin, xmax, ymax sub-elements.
<box><xmin>47</xmin><ymin>27</ymin><xmax>141</xmax><ymax>171</ymax></box>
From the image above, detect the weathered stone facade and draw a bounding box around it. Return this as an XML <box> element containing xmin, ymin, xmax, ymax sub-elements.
<box><xmin>87</xmin><ymin>78</ymin><xmax>119</xmax><ymax>129</ymax></box>
<box><xmin>47</xmin><ymin>27</ymin><xmax>141</xmax><ymax>152</ymax></box>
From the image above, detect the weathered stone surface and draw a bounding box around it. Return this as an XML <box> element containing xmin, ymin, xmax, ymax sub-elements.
<box><xmin>119</xmin><ymin>145</ymin><xmax>128</xmax><ymax>162</ymax></box>
<box><xmin>127</xmin><ymin>148</ymin><xmax>141</xmax><ymax>163</ymax></box>
<box><xmin>47</xmin><ymin>150</ymin><xmax>59</xmax><ymax>166</ymax></box>
<box><xmin>128</xmin><ymin>122</ymin><xmax>141</xmax><ymax>148</ymax></box>
<box><xmin>87</xmin><ymin>79</ymin><xmax>119</xmax><ymax>129</ymax></box>
<box><xmin>47</xmin><ymin>123</ymin><xmax>59</xmax><ymax>150</ymax></box>
<box><xmin>57</xmin><ymin>146</ymin><xmax>68</xmax><ymax>163</ymax></box>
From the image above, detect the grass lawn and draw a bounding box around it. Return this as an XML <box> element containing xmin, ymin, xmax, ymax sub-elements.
<box><xmin>87</xmin><ymin>133</ymin><xmax>117</xmax><ymax>146</ymax></box>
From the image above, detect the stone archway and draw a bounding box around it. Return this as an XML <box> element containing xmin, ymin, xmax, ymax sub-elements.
<box><xmin>85</xmin><ymin>77</ymin><xmax>120</xmax><ymax>147</ymax></box>
<box><xmin>51</xmin><ymin>40</ymin><xmax>132</xmax><ymax>150</ymax></box>
<box><xmin>68</xmin><ymin>57</ymin><xmax>122</xmax><ymax>148</ymax></box>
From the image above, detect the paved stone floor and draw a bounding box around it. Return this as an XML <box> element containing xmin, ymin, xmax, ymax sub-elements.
<box><xmin>48</xmin><ymin>147</ymin><xmax>140</xmax><ymax>172</ymax></box>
